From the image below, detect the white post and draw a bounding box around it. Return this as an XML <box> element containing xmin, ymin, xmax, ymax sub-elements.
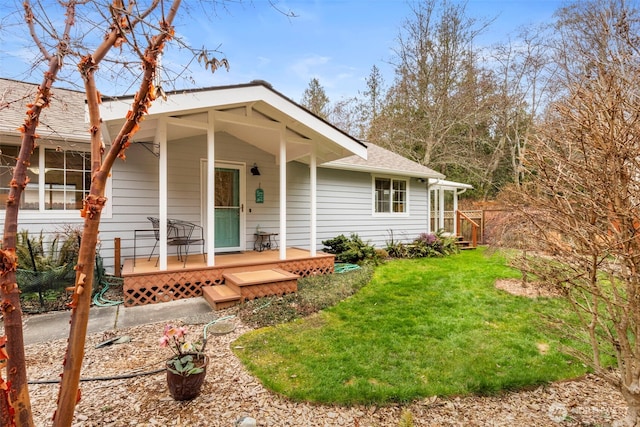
<box><xmin>453</xmin><ymin>189</ymin><xmax>459</xmax><ymax>236</ymax></box>
<box><xmin>310</xmin><ymin>147</ymin><xmax>317</xmax><ymax>256</ymax></box>
<box><xmin>157</xmin><ymin>118</ymin><xmax>168</xmax><ymax>270</ymax></box>
<box><xmin>426</xmin><ymin>182</ymin><xmax>431</xmax><ymax>234</ymax></box>
<box><xmin>279</xmin><ymin>132</ymin><xmax>287</xmax><ymax>260</ymax></box>
<box><xmin>206</xmin><ymin>111</ymin><xmax>216</xmax><ymax>266</ymax></box>
<box><xmin>438</xmin><ymin>188</ymin><xmax>445</xmax><ymax>232</ymax></box>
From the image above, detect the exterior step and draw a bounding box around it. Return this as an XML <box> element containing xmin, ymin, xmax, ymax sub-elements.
<box><xmin>455</xmin><ymin>236</ymin><xmax>476</xmax><ymax>250</ymax></box>
<box><xmin>223</xmin><ymin>268</ymin><xmax>299</xmax><ymax>301</ymax></box>
<box><xmin>202</xmin><ymin>284</ymin><xmax>241</xmax><ymax>310</ymax></box>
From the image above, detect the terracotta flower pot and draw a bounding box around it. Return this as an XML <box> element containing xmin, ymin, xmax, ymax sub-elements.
<box><xmin>166</xmin><ymin>353</ymin><xmax>208</xmax><ymax>401</ymax></box>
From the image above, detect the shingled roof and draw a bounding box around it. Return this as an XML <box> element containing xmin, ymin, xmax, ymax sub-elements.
<box><xmin>0</xmin><ymin>78</ymin><xmax>89</xmax><ymax>144</ymax></box>
<box><xmin>321</xmin><ymin>142</ymin><xmax>445</xmax><ymax>180</ymax></box>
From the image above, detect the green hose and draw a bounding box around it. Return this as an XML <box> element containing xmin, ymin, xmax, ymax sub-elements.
<box><xmin>92</xmin><ymin>277</ymin><xmax>124</xmax><ymax>307</ymax></box>
<box><xmin>201</xmin><ymin>315</ymin><xmax>236</xmax><ymax>351</ymax></box>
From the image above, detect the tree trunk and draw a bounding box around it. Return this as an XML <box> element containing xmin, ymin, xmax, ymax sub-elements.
<box><xmin>52</xmin><ymin>2</ymin><xmax>182</xmax><ymax>424</ymax></box>
<box><xmin>0</xmin><ymin>58</ymin><xmax>64</xmax><ymax>427</ymax></box>
<box><xmin>622</xmin><ymin>389</ymin><xmax>640</xmax><ymax>427</ymax></box>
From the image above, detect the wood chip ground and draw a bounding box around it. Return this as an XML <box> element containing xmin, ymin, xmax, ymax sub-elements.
<box><xmin>23</xmin><ymin>305</ymin><xmax>627</xmax><ymax>427</ymax></box>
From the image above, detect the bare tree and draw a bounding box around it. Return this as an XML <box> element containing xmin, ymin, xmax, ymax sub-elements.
<box><xmin>371</xmin><ymin>0</ymin><xmax>494</xmax><ymax>191</ymax></box>
<box><xmin>0</xmin><ymin>4</ymin><xmax>77</xmax><ymax>424</ymax></box>
<box><xmin>505</xmin><ymin>1</ymin><xmax>640</xmax><ymax>425</ymax></box>
<box><xmin>488</xmin><ymin>27</ymin><xmax>557</xmax><ymax>191</ymax></box>
<box><xmin>0</xmin><ymin>1</ymin><xmax>228</xmax><ymax>425</ymax></box>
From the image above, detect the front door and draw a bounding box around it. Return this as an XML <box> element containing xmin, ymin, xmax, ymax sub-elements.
<box><xmin>201</xmin><ymin>161</ymin><xmax>245</xmax><ymax>252</ymax></box>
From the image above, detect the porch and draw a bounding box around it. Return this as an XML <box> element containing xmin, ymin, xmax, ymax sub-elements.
<box><xmin>121</xmin><ymin>248</ymin><xmax>335</xmax><ymax>307</ymax></box>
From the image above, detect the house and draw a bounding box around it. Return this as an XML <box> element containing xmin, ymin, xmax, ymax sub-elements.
<box><xmin>0</xmin><ymin>78</ymin><xmax>471</xmax><ymax>306</ymax></box>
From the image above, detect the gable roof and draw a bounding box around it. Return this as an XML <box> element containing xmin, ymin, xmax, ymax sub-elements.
<box><xmin>321</xmin><ymin>142</ymin><xmax>446</xmax><ymax>180</ymax></box>
<box><xmin>0</xmin><ymin>78</ymin><xmax>89</xmax><ymax>143</ymax></box>
<box><xmin>100</xmin><ymin>81</ymin><xmax>367</xmax><ymax>163</ymax></box>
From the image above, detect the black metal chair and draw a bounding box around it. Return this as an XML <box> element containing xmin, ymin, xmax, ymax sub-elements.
<box><xmin>147</xmin><ymin>216</ymin><xmax>185</xmax><ymax>266</ymax></box>
<box><xmin>169</xmin><ymin>219</ymin><xmax>206</xmax><ymax>267</ymax></box>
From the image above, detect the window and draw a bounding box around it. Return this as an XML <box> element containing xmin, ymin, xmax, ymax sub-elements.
<box><xmin>0</xmin><ymin>144</ymin><xmax>91</xmax><ymax>211</ymax></box>
<box><xmin>374</xmin><ymin>177</ymin><xmax>407</xmax><ymax>214</ymax></box>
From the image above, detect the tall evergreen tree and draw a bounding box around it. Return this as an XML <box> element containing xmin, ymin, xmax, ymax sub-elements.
<box><xmin>301</xmin><ymin>77</ymin><xmax>330</xmax><ymax>119</ymax></box>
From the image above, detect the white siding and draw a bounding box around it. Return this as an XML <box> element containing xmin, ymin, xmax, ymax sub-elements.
<box><xmin>287</xmin><ymin>161</ymin><xmax>430</xmax><ymax>251</ymax></box>
<box><xmin>100</xmin><ymin>132</ymin><xmax>280</xmax><ymax>272</ymax></box>
<box><xmin>5</xmin><ymin>137</ymin><xmax>430</xmax><ymax>274</ymax></box>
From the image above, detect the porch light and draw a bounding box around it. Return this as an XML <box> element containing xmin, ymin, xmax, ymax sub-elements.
<box><xmin>251</xmin><ymin>163</ymin><xmax>261</xmax><ymax>176</ymax></box>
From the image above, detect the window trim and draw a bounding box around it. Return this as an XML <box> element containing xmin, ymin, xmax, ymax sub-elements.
<box><xmin>0</xmin><ymin>144</ymin><xmax>112</xmax><ymax>219</ymax></box>
<box><xmin>371</xmin><ymin>175</ymin><xmax>410</xmax><ymax>217</ymax></box>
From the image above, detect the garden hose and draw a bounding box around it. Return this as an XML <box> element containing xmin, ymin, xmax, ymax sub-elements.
<box><xmin>92</xmin><ymin>277</ymin><xmax>124</xmax><ymax>307</ymax></box>
<box><xmin>334</xmin><ymin>263</ymin><xmax>361</xmax><ymax>273</ymax></box>
<box><xmin>29</xmin><ymin>315</ymin><xmax>238</xmax><ymax>384</ymax></box>
<box><xmin>201</xmin><ymin>315</ymin><xmax>236</xmax><ymax>351</ymax></box>
<box><xmin>28</xmin><ymin>367</ymin><xmax>166</xmax><ymax>384</ymax></box>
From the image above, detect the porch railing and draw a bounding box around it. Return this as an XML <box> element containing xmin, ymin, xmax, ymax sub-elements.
<box><xmin>456</xmin><ymin>210</ymin><xmax>480</xmax><ymax>248</ymax></box>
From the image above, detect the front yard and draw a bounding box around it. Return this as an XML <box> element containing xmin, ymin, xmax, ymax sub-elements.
<box><xmin>25</xmin><ymin>248</ymin><xmax>627</xmax><ymax>426</ymax></box>
<box><xmin>233</xmin><ymin>248</ymin><xmax>591</xmax><ymax>405</ymax></box>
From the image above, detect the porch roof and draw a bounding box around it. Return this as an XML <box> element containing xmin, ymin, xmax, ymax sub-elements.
<box><xmin>429</xmin><ymin>178</ymin><xmax>474</xmax><ymax>190</ymax></box>
<box><xmin>100</xmin><ymin>81</ymin><xmax>367</xmax><ymax>164</ymax></box>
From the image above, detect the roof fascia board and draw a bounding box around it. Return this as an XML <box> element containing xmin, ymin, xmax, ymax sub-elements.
<box><xmin>428</xmin><ymin>178</ymin><xmax>473</xmax><ymax>189</ymax></box>
<box><xmin>257</xmin><ymin>90</ymin><xmax>367</xmax><ymax>160</ymax></box>
<box><xmin>321</xmin><ymin>162</ymin><xmax>445</xmax><ymax>179</ymax></box>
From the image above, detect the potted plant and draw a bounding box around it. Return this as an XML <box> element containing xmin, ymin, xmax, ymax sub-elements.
<box><xmin>159</xmin><ymin>324</ymin><xmax>208</xmax><ymax>400</ymax></box>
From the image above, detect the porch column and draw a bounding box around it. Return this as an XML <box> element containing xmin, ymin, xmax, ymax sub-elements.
<box><xmin>426</xmin><ymin>183</ymin><xmax>431</xmax><ymax>234</ymax></box>
<box><xmin>279</xmin><ymin>132</ymin><xmax>287</xmax><ymax>260</ymax></box>
<box><xmin>206</xmin><ymin>110</ymin><xmax>216</xmax><ymax>266</ymax></box>
<box><xmin>157</xmin><ymin>118</ymin><xmax>169</xmax><ymax>270</ymax></box>
<box><xmin>309</xmin><ymin>147</ymin><xmax>317</xmax><ymax>256</ymax></box>
<box><xmin>452</xmin><ymin>189</ymin><xmax>459</xmax><ymax>236</ymax></box>
<box><xmin>438</xmin><ymin>188</ymin><xmax>445</xmax><ymax>232</ymax></box>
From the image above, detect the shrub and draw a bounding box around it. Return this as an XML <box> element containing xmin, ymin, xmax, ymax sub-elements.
<box><xmin>15</xmin><ymin>227</ymin><xmax>104</xmax><ymax>311</ymax></box>
<box><xmin>321</xmin><ymin>233</ymin><xmax>381</xmax><ymax>264</ymax></box>
<box><xmin>385</xmin><ymin>229</ymin><xmax>409</xmax><ymax>258</ymax></box>
<box><xmin>386</xmin><ymin>230</ymin><xmax>459</xmax><ymax>259</ymax></box>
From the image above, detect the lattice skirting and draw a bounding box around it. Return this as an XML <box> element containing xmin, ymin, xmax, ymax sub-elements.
<box><xmin>123</xmin><ymin>255</ymin><xmax>334</xmax><ymax>307</ymax></box>
<box><xmin>238</xmin><ymin>279</ymin><xmax>298</xmax><ymax>301</ymax></box>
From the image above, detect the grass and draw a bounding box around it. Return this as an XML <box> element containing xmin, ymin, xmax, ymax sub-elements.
<box><xmin>237</xmin><ymin>264</ymin><xmax>375</xmax><ymax>327</ymax></box>
<box><xmin>233</xmin><ymin>248</ymin><xmax>590</xmax><ymax>405</ymax></box>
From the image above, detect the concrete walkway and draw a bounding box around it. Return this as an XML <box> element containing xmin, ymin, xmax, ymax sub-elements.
<box><xmin>18</xmin><ymin>297</ymin><xmax>215</xmax><ymax>345</ymax></box>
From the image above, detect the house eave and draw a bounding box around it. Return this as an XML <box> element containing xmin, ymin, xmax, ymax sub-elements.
<box><xmin>428</xmin><ymin>178</ymin><xmax>474</xmax><ymax>190</ymax></box>
<box><xmin>320</xmin><ymin>162</ymin><xmax>446</xmax><ymax>180</ymax></box>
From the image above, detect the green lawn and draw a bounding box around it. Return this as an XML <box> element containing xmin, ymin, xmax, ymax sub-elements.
<box><xmin>233</xmin><ymin>248</ymin><xmax>588</xmax><ymax>405</ymax></box>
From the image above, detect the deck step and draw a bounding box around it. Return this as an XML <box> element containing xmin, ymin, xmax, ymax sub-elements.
<box><xmin>202</xmin><ymin>285</ymin><xmax>241</xmax><ymax>310</ymax></box>
<box><xmin>223</xmin><ymin>268</ymin><xmax>299</xmax><ymax>301</ymax></box>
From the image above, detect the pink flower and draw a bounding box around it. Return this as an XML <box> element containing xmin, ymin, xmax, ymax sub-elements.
<box><xmin>159</xmin><ymin>324</ymin><xmax>202</xmax><ymax>358</ymax></box>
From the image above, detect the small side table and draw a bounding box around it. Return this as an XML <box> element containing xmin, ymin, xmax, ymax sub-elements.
<box><xmin>254</xmin><ymin>232</ymin><xmax>278</xmax><ymax>252</ymax></box>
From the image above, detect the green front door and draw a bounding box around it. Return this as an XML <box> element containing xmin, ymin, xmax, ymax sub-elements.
<box><xmin>214</xmin><ymin>167</ymin><xmax>241</xmax><ymax>250</ymax></box>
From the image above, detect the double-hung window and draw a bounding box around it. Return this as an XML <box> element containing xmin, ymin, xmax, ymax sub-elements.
<box><xmin>0</xmin><ymin>144</ymin><xmax>91</xmax><ymax>211</ymax></box>
<box><xmin>374</xmin><ymin>177</ymin><xmax>407</xmax><ymax>214</ymax></box>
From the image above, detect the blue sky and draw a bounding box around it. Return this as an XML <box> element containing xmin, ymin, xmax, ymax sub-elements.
<box><xmin>0</xmin><ymin>0</ymin><xmax>562</xmax><ymax>103</ymax></box>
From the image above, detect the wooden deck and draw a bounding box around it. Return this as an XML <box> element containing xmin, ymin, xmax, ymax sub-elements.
<box><xmin>121</xmin><ymin>248</ymin><xmax>334</xmax><ymax>307</ymax></box>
